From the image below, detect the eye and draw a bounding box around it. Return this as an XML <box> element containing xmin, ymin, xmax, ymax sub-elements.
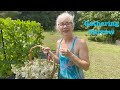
<box><xmin>58</xmin><ymin>22</ymin><xmax>72</xmax><ymax>26</ymax></box>
<box><xmin>65</xmin><ymin>22</ymin><xmax>69</xmax><ymax>25</ymax></box>
<box><xmin>58</xmin><ymin>23</ymin><xmax>64</xmax><ymax>26</ymax></box>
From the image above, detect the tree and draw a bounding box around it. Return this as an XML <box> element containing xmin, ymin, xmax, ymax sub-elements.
<box><xmin>17</xmin><ymin>11</ymin><xmax>64</xmax><ymax>30</ymax></box>
<box><xmin>78</xmin><ymin>11</ymin><xmax>120</xmax><ymax>43</ymax></box>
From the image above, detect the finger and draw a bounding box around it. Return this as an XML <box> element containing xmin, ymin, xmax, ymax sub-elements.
<box><xmin>62</xmin><ymin>53</ymin><xmax>66</xmax><ymax>56</ymax></box>
<box><xmin>59</xmin><ymin>49</ymin><xmax>65</xmax><ymax>52</ymax></box>
<box><xmin>62</xmin><ymin>53</ymin><xmax>65</xmax><ymax>55</ymax></box>
<box><xmin>41</xmin><ymin>47</ymin><xmax>45</xmax><ymax>50</ymax></box>
<box><xmin>60</xmin><ymin>48</ymin><xmax>68</xmax><ymax>52</ymax></box>
<box><xmin>45</xmin><ymin>47</ymin><xmax>50</xmax><ymax>50</ymax></box>
<box><xmin>62</xmin><ymin>51</ymin><xmax>65</xmax><ymax>54</ymax></box>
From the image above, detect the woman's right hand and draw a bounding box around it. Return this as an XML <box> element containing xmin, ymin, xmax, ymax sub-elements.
<box><xmin>42</xmin><ymin>47</ymin><xmax>50</xmax><ymax>55</ymax></box>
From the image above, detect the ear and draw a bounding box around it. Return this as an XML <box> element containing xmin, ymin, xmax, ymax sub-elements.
<box><xmin>71</xmin><ymin>26</ymin><xmax>74</xmax><ymax>31</ymax></box>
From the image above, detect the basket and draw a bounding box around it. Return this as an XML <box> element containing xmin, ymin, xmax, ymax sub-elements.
<box><xmin>27</xmin><ymin>45</ymin><xmax>57</xmax><ymax>79</ymax></box>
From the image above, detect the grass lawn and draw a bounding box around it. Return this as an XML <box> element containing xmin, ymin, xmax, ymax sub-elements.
<box><xmin>42</xmin><ymin>30</ymin><xmax>120</xmax><ymax>79</ymax></box>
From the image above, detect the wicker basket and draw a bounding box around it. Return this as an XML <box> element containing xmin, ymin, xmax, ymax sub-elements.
<box><xmin>28</xmin><ymin>45</ymin><xmax>57</xmax><ymax>79</ymax></box>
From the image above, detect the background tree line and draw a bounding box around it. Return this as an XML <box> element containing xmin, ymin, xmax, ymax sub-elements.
<box><xmin>0</xmin><ymin>11</ymin><xmax>81</xmax><ymax>30</ymax></box>
<box><xmin>0</xmin><ymin>11</ymin><xmax>120</xmax><ymax>43</ymax></box>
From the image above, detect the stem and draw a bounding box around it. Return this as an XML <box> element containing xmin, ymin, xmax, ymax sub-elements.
<box><xmin>1</xmin><ymin>29</ymin><xmax>6</xmax><ymax>61</ymax></box>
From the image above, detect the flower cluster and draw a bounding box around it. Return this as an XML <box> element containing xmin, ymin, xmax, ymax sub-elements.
<box><xmin>11</xmin><ymin>58</ymin><xmax>56</xmax><ymax>79</ymax></box>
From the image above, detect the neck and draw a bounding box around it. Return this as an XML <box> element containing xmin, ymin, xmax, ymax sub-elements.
<box><xmin>63</xmin><ymin>33</ymin><xmax>74</xmax><ymax>43</ymax></box>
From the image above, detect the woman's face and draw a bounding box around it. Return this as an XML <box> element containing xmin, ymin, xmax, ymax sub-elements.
<box><xmin>58</xmin><ymin>18</ymin><xmax>73</xmax><ymax>36</ymax></box>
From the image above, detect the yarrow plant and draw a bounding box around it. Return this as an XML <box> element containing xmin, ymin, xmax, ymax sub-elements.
<box><xmin>11</xmin><ymin>58</ymin><xmax>58</xmax><ymax>79</ymax></box>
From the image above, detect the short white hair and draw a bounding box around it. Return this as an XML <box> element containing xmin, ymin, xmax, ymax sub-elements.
<box><xmin>55</xmin><ymin>11</ymin><xmax>75</xmax><ymax>31</ymax></box>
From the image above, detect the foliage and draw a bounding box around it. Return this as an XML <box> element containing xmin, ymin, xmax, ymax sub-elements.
<box><xmin>78</xmin><ymin>11</ymin><xmax>120</xmax><ymax>43</ymax></box>
<box><xmin>88</xmin><ymin>35</ymin><xmax>105</xmax><ymax>42</ymax></box>
<box><xmin>0</xmin><ymin>17</ymin><xmax>44</xmax><ymax>78</ymax></box>
<box><xmin>0</xmin><ymin>11</ymin><xmax>82</xmax><ymax>31</ymax></box>
<box><xmin>16</xmin><ymin>11</ymin><xmax>64</xmax><ymax>30</ymax></box>
<box><xmin>13</xmin><ymin>11</ymin><xmax>81</xmax><ymax>31</ymax></box>
<box><xmin>0</xmin><ymin>11</ymin><xmax>21</xmax><ymax>18</ymax></box>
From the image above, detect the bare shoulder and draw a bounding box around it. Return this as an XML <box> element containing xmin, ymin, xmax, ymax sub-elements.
<box><xmin>76</xmin><ymin>37</ymin><xmax>88</xmax><ymax>53</ymax></box>
<box><xmin>77</xmin><ymin>37</ymin><xmax>87</xmax><ymax>46</ymax></box>
<box><xmin>76</xmin><ymin>37</ymin><xmax>88</xmax><ymax>50</ymax></box>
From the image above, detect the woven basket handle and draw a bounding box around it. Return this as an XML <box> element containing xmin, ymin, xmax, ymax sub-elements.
<box><xmin>28</xmin><ymin>45</ymin><xmax>55</xmax><ymax>63</ymax></box>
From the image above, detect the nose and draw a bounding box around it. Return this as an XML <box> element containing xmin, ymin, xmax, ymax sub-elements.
<box><xmin>63</xmin><ymin>24</ymin><xmax>67</xmax><ymax>28</ymax></box>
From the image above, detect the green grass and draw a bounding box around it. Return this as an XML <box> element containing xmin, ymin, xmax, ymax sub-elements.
<box><xmin>42</xmin><ymin>30</ymin><xmax>120</xmax><ymax>79</ymax></box>
<box><xmin>42</xmin><ymin>31</ymin><xmax>61</xmax><ymax>50</ymax></box>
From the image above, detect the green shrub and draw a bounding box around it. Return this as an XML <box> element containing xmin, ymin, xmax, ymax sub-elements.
<box><xmin>88</xmin><ymin>35</ymin><xmax>105</xmax><ymax>42</ymax></box>
<box><xmin>0</xmin><ymin>18</ymin><xmax>44</xmax><ymax>78</ymax></box>
<box><xmin>79</xmin><ymin>11</ymin><xmax>120</xmax><ymax>43</ymax></box>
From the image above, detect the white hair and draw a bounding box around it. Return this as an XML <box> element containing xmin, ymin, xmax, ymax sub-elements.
<box><xmin>55</xmin><ymin>11</ymin><xmax>75</xmax><ymax>31</ymax></box>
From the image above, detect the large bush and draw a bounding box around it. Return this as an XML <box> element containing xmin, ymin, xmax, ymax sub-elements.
<box><xmin>0</xmin><ymin>18</ymin><xmax>44</xmax><ymax>78</ymax></box>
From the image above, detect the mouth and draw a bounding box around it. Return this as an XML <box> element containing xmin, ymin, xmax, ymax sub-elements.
<box><xmin>63</xmin><ymin>30</ymin><xmax>69</xmax><ymax>33</ymax></box>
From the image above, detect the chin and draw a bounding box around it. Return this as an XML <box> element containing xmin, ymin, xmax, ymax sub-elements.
<box><xmin>63</xmin><ymin>33</ymin><xmax>69</xmax><ymax>36</ymax></box>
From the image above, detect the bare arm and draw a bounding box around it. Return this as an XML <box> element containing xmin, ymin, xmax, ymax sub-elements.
<box><xmin>68</xmin><ymin>39</ymin><xmax>90</xmax><ymax>71</ymax></box>
<box><xmin>48</xmin><ymin>40</ymin><xmax>60</xmax><ymax>64</ymax></box>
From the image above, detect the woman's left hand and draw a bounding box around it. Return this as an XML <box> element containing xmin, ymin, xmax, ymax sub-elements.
<box><xmin>59</xmin><ymin>48</ymin><xmax>72</xmax><ymax>57</ymax></box>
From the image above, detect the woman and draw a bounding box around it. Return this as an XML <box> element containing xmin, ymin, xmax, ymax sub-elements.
<box><xmin>42</xmin><ymin>12</ymin><xmax>90</xmax><ymax>79</ymax></box>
